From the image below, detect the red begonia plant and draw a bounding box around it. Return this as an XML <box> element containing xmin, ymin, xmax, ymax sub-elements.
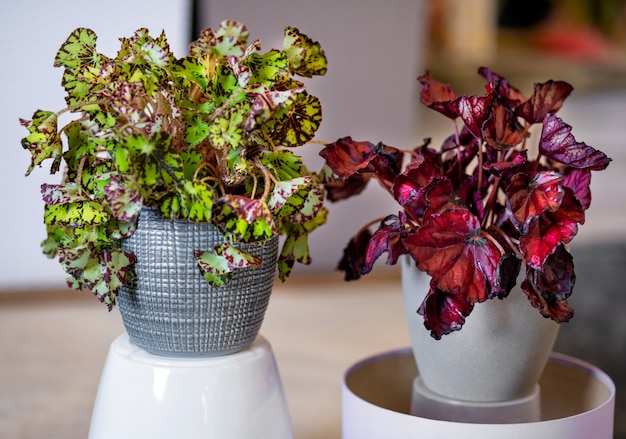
<box><xmin>319</xmin><ymin>68</ymin><xmax>611</xmax><ymax>339</ymax></box>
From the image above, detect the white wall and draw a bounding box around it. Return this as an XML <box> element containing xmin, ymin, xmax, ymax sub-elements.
<box><xmin>0</xmin><ymin>0</ymin><xmax>191</xmax><ymax>289</ymax></box>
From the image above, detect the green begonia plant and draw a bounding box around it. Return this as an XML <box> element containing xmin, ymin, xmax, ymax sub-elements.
<box><xmin>20</xmin><ymin>20</ymin><xmax>328</xmax><ymax>309</ymax></box>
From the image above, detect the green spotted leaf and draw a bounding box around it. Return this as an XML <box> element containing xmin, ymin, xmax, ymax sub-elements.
<box><xmin>195</xmin><ymin>243</ymin><xmax>261</xmax><ymax>287</ymax></box>
<box><xmin>260</xmin><ymin>150</ymin><xmax>305</xmax><ymax>181</ymax></box>
<box><xmin>283</xmin><ymin>26</ymin><xmax>328</xmax><ymax>78</ymax></box>
<box><xmin>211</xmin><ymin>20</ymin><xmax>249</xmax><ymax>57</ymax></box>
<box><xmin>214</xmin><ymin>195</ymin><xmax>275</xmax><ymax>242</ymax></box>
<box><xmin>41</xmin><ymin>182</ymin><xmax>86</xmax><ymax>206</ymax></box>
<box><xmin>103</xmin><ymin>175</ymin><xmax>143</xmax><ymax>223</ymax></box>
<box><xmin>246</xmin><ymin>50</ymin><xmax>289</xmax><ymax>86</ymax></box>
<box><xmin>263</xmin><ymin>93</ymin><xmax>322</xmax><ymax>147</ymax></box>
<box><xmin>172</xmin><ymin>56</ymin><xmax>209</xmax><ymax>89</ymax></box>
<box><xmin>44</xmin><ymin>201</ymin><xmax>109</xmax><ymax>226</ymax></box>
<box><xmin>158</xmin><ymin>181</ymin><xmax>215</xmax><ymax>221</ymax></box>
<box><xmin>270</xmin><ymin>178</ymin><xmax>325</xmax><ymax>224</ymax></box>
<box><xmin>54</xmin><ymin>28</ymin><xmax>100</xmax><ymax>71</ymax></box>
<box><xmin>20</xmin><ymin>111</ymin><xmax>62</xmax><ymax>176</ymax></box>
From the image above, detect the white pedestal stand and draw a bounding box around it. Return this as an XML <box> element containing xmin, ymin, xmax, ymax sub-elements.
<box><xmin>342</xmin><ymin>348</ymin><xmax>615</xmax><ymax>439</ymax></box>
<box><xmin>89</xmin><ymin>334</ymin><xmax>292</xmax><ymax>439</ymax></box>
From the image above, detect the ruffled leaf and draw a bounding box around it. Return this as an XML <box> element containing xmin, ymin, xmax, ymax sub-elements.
<box><xmin>515</xmin><ymin>80</ymin><xmax>573</xmax><ymax>124</ymax></box>
<box><xmin>418</xmin><ymin>71</ymin><xmax>458</xmax><ymax>119</ymax></box>
<box><xmin>283</xmin><ymin>26</ymin><xmax>328</xmax><ymax>77</ymax></box>
<box><xmin>405</xmin><ymin>209</ymin><xmax>501</xmax><ymax>303</ymax></box>
<box><xmin>20</xmin><ymin>111</ymin><xmax>62</xmax><ymax>176</ymax></box>
<box><xmin>362</xmin><ymin>213</ymin><xmax>409</xmax><ymax>274</ymax></box>
<box><xmin>520</xmin><ymin>188</ymin><xmax>584</xmax><ymax>269</ymax></box>
<box><xmin>337</xmin><ymin>228</ymin><xmax>372</xmax><ymax>281</ymax></box>
<box><xmin>195</xmin><ymin>243</ymin><xmax>261</xmax><ymax>287</ymax></box>
<box><xmin>417</xmin><ymin>281</ymin><xmax>474</xmax><ymax>340</ymax></box>
<box><xmin>482</xmin><ymin>103</ymin><xmax>524</xmax><ymax>150</ymax></box>
<box><xmin>506</xmin><ymin>171</ymin><xmax>564</xmax><ymax>232</ymax></box>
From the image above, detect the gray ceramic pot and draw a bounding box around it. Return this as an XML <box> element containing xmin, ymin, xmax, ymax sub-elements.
<box><xmin>401</xmin><ymin>256</ymin><xmax>559</xmax><ymax>403</ymax></box>
<box><xmin>118</xmin><ymin>208</ymin><xmax>278</xmax><ymax>357</ymax></box>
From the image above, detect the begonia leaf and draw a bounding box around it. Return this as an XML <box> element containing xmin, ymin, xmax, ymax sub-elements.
<box><xmin>20</xmin><ymin>110</ymin><xmax>62</xmax><ymax>176</ymax></box>
<box><xmin>417</xmin><ymin>281</ymin><xmax>474</xmax><ymax>340</ymax></box>
<box><xmin>563</xmin><ymin>168</ymin><xmax>592</xmax><ymax>210</ymax></box>
<box><xmin>283</xmin><ymin>26</ymin><xmax>328</xmax><ymax>77</ymax></box>
<box><xmin>103</xmin><ymin>175</ymin><xmax>143</xmax><ymax>223</ymax></box>
<box><xmin>478</xmin><ymin>67</ymin><xmax>526</xmax><ymax>107</ymax></box>
<box><xmin>520</xmin><ymin>188</ymin><xmax>584</xmax><ymax>269</ymax></box>
<box><xmin>362</xmin><ymin>213</ymin><xmax>409</xmax><ymax>274</ymax></box>
<box><xmin>540</xmin><ymin>114</ymin><xmax>611</xmax><ymax>170</ymax></box>
<box><xmin>195</xmin><ymin>243</ymin><xmax>261</xmax><ymax>287</ymax></box>
<box><xmin>337</xmin><ymin>228</ymin><xmax>373</xmax><ymax>281</ymax></box>
<box><xmin>54</xmin><ymin>28</ymin><xmax>100</xmax><ymax>71</ymax></box>
<box><xmin>506</xmin><ymin>171</ymin><xmax>564</xmax><ymax>231</ymax></box>
<box><xmin>262</xmin><ymin>92</ymin><xmax>322</xmax><ymax>147</ymax></box>
<box><xmin>482</xmin><ymin>102</ymin><xmax>524</xmax><ymax>150</ymax></box>
<box><xmin>210</xmin><ymin>20</ymin><xmax>249</xmax><ymax>57</ymax></box>
<box><xmin>214</xmin><ymin>195</ymin><xmax>276</xmax><ymax>242</ymax></box>
<box><xmin>404</xmin><ymin>209</ymin><xmax>501</xmax><ymax>303</ymax></box>
<box><xmin>515</xmin><ymin>80</ymin><xmax>573</xmax><ymax>124</ymax></box>
<box><xmin>418</xmin><ymin>71</ymin><xmax>458</xmax><ymax>119</ymax></box>
<box><xmin>521</xmin><ymin>245</ymin><xmax>575</xmax><ymax>322</ymax></box>
<box><xmin>452</xmin><ymin>94</ymin><xmax>494</xmax><ymax>140</ymax></box>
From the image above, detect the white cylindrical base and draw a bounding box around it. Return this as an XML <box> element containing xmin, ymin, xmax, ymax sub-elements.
<box><xmin>342</xmin><ymin>348</ymin><xmax>615</xmax><ymax>439</ymax></box>
<box><xmin>411</xmin><ymin>377</ymin><xmax>541</xmax><ymax>423</ymax></box>
<box><xmin>89</xmin><ymin>334</ymin><xmax>292</xmax><ymax>439</ymax></box>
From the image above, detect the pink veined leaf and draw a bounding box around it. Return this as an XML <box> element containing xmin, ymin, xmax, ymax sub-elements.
<box><xmin>404</xmin><ymin>209</ymin><xmax>501</xmax><ymax>303</ymax></box>
<box><xmin>520</xmin><ymin>188</ymin><xmax>584</xmax><ymax>269</ymax></box>
<box><xmin>417</xmin><ymin>281</ymin><xmax>474</xmax><ymax>340</ymax></box>
<box><xmin>515</xmin><ymin>80</ymin><xmax>573</xmax><ymax>124</ymax></box>
<box><xmin>506</xmin><ymin>171</ymin><xmax>564</xmax><ymax>232</ymax></box>
<box><xmin>540</xmin><ymin>114</ymin><xmax>611</xmax><ymax>170</ymax></box>
<box><xmin>452</xmin><ymin>93</ymin><xmax>494</xmax><ymax>140</ymax></box>
<box><xmin>362</xmin><ymin>213</ymin><xmax>409</xmax><ymax>274</ymax></box>
<box><xmin>562</xmin><ymin>168</ymin><xmax>592</xmax><ymax>210</ymax></box>
<box><xmin>417</xmin><ymin>71</ymin><xmax>458</xmax><ymax>119</ymax></box>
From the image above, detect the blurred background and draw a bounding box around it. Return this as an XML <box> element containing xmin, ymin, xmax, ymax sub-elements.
<box><xmin>0</xmin><ymin>0</ymin><xmax>625</xmax><ymax>438</ymax></box>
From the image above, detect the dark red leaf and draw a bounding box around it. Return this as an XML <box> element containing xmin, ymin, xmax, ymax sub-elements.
<box><xmin>520</xmin><ymin>188</ymin><xmax>584</xmax><ymax>269</ymax></box>
<box><xmin>533</xmin><ymin>244</ymin><xmax>575</xmax><ymax>301</ymax></box>
<box><xmin>515</xmin><ymin>80</ymin><xmax>573</xmax><ymax>124</ymax></box>
<box><xmin>506</xmin><ymin>171</ymin><xmax>564</xmax><ymax>231</ymax></box>
<box><xmin>321</xmin><ymin>166</ymin><xmax>371</xmax><ymax>202</ymax></box>
<box><xmin>483</xmin><ymin>150</ymin><xmax>527</xmax><ymax>176</ymax></box>
<box><xmin>478</xmin><ymin>67</ymin><xmax>526</xmax><ymax>107</ymax></box>
<box><xmin>404</xmin><ymin>209</ymin><xmax>501</xmax><ymax>303</ymax></box>
<box><xmin>418</xmin><ymin>71</ymin><xmax>458</xmax><ymax>119</ymax></box>
<box><xmin>319</xmin><ymin>137</ymin><xmax>379</xmax><ymax>179</ymax></box>
<box><xmin>521</xmin><ymin>277</ymin><xmax>574</xmax><ymax>322</ymax></box>
<box><xmin>482</xmin><ymin>103</ymin><xmax>525</xmax><ymax>150</ymax></box>
<box><xmin>540</xmin><ymin>114</ymin><xmax>611</xmax><ymax>170</ymax></box>
<box><xmin>492</xmin><ymin>253</ymin><xmax>522</xmax><ymax>298</ymax></box>
<box><xmin>337</xmin><ymin>228</ymin><xmax>372</xmax><ymax>281</ymax></box>
<box><xmin>521</xmin><ymin>245</ymin><xmax>575</xmax><ymax>322</ymax></box>
<box><xmin>417</xmin><ymin>281</ymin><xmax>474</xmax><ymax>340</ymax></box>
<box><xmin>392</xmin><ymin>155</ymin><xmax>442</xmax><ymax>218</ymax></box>
<box><xmin>362</xmin><ymin>213</ymin><xmax>409</xmax><ymax>274</ymax></box>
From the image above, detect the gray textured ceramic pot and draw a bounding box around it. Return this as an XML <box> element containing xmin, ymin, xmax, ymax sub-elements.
<box><xmin>118</xmin><ymin>208</ymin><xmax>279</xmax><ymax>357</ymax></box>
<box><xmin>401</xmin><ymin>256</ymin><xmax>560</xmax><ymax>403</ymax></box>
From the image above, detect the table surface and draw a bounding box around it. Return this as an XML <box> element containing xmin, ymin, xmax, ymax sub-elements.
<box><xmin>0</xmin><ymin>272</ymin><xmax>410</xmax><ymax>439</ymax></box>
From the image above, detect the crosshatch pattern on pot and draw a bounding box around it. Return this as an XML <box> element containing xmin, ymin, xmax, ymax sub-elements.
<box><xmin>118</xmin><ymin>208</ymin><xmax>279</xmax><ymax>356</ymax></box>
